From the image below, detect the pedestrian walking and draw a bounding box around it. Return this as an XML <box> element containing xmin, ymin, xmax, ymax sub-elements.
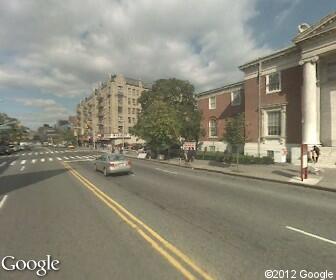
<box><xmin>191</xmin><ymin>147</ymin><xmax>196</xmax><ymax>162</ymax></box>
<box><xmin>311</xmin><ymin>145</ymin><xmax>320</xmax><ymax>163</ymax></box>
<box><xmin>187</xmin><ymin>147</ymin><xmax>193</xmax><ymax>163</ymax></box>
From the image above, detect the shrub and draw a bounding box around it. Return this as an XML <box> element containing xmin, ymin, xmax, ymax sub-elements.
<box><xmin>196</xmin><ymin>151</ymin><xmax>274</xmax><ymax>164</ymax></box>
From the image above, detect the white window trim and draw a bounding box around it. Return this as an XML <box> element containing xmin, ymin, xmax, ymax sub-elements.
<box><xmin>208</xmin><ymin>119</ymin><xmax>218</xmax><ymax>138</ymax></box>
<box><xmin>266</xmin><ymin>72</ymin><xmax>281</xmax><ymax>94</ymax></box>
<box><xmin>208</xmin><ymin>96</ymin><xmax>216</xmax><ymax>110</ymax></box>
<box><xmin>263</xmin><ymin>108</ymin><xmax>282</xmax><ymax>138</ymax></box>
<box><xmin>231</xmin><ymin>91</ymin><xmax>241</xmax><ymax>106</ymax></box>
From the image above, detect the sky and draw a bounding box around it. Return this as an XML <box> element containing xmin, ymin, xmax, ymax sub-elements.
<box><xmin>0</xmin><ymin>0</ymin><xmax>335</xmax><ymax>129</ymax></box>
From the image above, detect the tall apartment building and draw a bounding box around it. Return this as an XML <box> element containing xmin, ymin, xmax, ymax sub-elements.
<box><xmin>76</xmin><ymin>74</ymin><xmax>151</xmax><ymax>146</ymax></box>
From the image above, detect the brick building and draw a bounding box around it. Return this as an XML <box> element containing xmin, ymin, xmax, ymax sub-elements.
<box><xmin>197</xmin><ymin>12</ymin><xmax>336</xmax><ymax>164</ymax></box>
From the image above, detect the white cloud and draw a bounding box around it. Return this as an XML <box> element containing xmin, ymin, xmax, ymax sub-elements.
<box><xmin>0</xmin><ymin>0</ymin><xmax>272</xmax><ymax>99</ymax></box>
<box><xmin>13</xmin><ymin>98</ymin><xmax>70</xmax><ymax>128</ymax></box>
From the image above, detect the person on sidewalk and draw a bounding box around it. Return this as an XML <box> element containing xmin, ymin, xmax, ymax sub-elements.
<box><xmin>186</xmin><ymin>147</ymin><xmax>193</xmax><ymax>164</ymax></box>
<box><xmin>312</xmin><ymin>145</ymin><xmax>320</xmax><ymax>163</ymax></box>
<box><xmin>191</xmin><ymin>147</ymin><xmax>196</xmax><ymax>162</ymax></box>
<box><xmin>313</xmin><ymin>145</ymin><xmax>320</xmax><ymax>163</ymax></box>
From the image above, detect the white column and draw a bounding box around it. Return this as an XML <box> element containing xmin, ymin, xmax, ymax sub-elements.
<box><xmin>301</xmin><ymin>57</ymin><xmax>319</xmax><ymax>145</ymax></box>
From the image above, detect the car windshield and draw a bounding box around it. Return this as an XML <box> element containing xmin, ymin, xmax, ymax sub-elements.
<box><xmin>108</xmin><ymin>154</ymin><xmax>126</xmax><ymax>161</ymax></box>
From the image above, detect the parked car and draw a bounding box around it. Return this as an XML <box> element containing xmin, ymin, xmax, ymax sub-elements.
<box><xmin>94</xmin><ymin>153</ymin><xmax>132</xmax><ymax>176</ymax></box>
<box><xmin>0</xmin><ymin>145</ymin><xmax>10</xmax><ymax>155</ymax></box>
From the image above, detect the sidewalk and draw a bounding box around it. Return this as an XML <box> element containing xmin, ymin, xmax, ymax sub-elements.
<box><xmin>125</xmin><ymin>151</ymin><xmax>336</xmax><ymax>193</ymax></box>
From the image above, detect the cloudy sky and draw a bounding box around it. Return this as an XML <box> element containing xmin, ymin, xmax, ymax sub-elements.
<box><xmin>0</xmin><ymin>0</ymin><xmax>335</xmax><ymax>129</ymax></box>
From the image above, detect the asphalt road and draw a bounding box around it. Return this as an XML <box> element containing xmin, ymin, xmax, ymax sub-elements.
<box><xmin>0</xmin><ymin>147</ymin><xmax>335</xmax><ymax>280</ymax></box>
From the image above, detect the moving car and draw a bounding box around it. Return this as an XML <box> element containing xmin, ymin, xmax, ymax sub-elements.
<box><xmin>0</xmin><ymin>145</ymin><xmax>10</xmax><ymax>155</ymax></box>
<box><xmin>94</xmin><ymin>153</ymin><xmax>131</xmax><ymax>176</ymax></box>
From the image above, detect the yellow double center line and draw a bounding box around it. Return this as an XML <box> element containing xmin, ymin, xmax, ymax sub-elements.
<box><xmin>63</xmin><ymin>162</ymin><xmax>215</xmax><ymax>280</ymax></box>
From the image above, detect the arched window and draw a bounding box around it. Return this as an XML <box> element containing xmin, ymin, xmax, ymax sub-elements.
<box><xmin>209</xmin><ymin>118</ymin><xmax>217</xmax><ymax>137</ymax></box>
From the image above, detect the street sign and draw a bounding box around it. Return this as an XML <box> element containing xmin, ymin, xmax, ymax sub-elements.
<box><xmin>183</xmin><ymin>141</ymin><xmax>196</xmax><ymax>150</ymax></box>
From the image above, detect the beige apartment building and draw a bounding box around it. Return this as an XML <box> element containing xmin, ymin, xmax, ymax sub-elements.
<box><xmin>76</xmin><ymin>74</ymin><xmax>151</xmax><ymax>146</ymax></box>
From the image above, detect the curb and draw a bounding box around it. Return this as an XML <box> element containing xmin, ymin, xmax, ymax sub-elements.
<box><xmin>126</xmin><ymin>155</ymin><xmax>336</xmax><ymax>193</ymax></box>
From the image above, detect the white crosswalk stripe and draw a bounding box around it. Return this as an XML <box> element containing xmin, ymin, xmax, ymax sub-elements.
<box><xmin>35</xmin><ymin>152</ymin><xmax>38</xmax><ymax>155</ymax></box>
<box><xmin>22</xmin><ymin>153</ymin><xmax>26</xmax><ymax>156</ymax></box>
<box><xmin>50</xmin><ymin>151</ymin><xmax>54</xmax><ymax>154</ymax></box>
<box><xmin>75</xmin><ymin>156</ymin><xmax>82</xmax><ymax>159</ymax></box>
<box><xmin>70</xmin><ymin>156</ymin><xmax>76</xmax><ymax>159</ymax></box>
<box><xmin>28</xmin><ymin>152</ymin><xmax>32</xmax><ymax>155</ymax></box>
<box><xmin>21</xmin><ymin>160</ymin><xmax>26</xmax><ymax>165</ymax></box>
<box><xmin>10</xmin><ymin>161</ymin><xmax>16</xmax><ymax>166</ymax></box>
<box><xmin>57</xmin><ymin>157</ymin><xmax>62</xmax><ymax>160</ymax></box>
<box><xmin>41</xmin><ymin>158</ymin><xmax>45</xmax><ymax>162</ymax></box>
<box><xmin>0</xmin><ymin>161</ymin><xmax>7</xmax><ymax>167</ymax></box>
<box><xmin>64</xmin><ymin>157</ymin><xmax>69</xmax><ymax>160</ymax></box>
<box><xmin>32</xmin><ymin>159</ymin><xmax>36</xmax><ymax>164</ymax></box>
<box><xmin>40</xmin><ymin>152</ymin><xmax>43</xmax><ymax>155</ymax></box>
<box><xmin>49</xmin><ymin>158</ymin><xmax>53</xmax><ymax>161</ymax></box>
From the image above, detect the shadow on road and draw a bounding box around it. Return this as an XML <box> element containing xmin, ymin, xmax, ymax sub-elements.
<box><xmin>272</xmin><ymin>170</ymin><xmax>294</xmax><ymax>178</ymax></box>
<box><xmin>0</xmin><ymin>169</ymin><xmax>66</xmax><ymax>196</ymax></box>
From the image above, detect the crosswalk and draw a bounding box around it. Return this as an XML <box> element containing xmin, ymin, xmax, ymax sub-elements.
<box><xmin>0</xmin><ymin>155</ymin><xmax>97</xmax><ymax>171</ymax></box>
<box><xmin>0</xmin><ymin>150</ymin><xmax>91</xmax><ymax>158</ymax></box>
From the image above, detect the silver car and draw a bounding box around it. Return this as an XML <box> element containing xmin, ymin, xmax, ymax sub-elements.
<box><xmin>94</xmin><ymin>153</ymin><xmax>132</xmax><ymax>176</ymax></box>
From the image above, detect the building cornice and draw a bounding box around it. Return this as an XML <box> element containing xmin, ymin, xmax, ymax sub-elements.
<box><xmin>239</xmin><ymin>45</ymin><xmax>298</xmax><ymax>71</ymax></box>
<box><xmin>196</xmin><ymin>81</ymin><xmax>244</xmax><ymax>98</ymax></box>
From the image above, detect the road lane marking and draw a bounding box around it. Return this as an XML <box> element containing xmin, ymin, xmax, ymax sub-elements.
<box><xmin>286</xmin><ymin>226</ymin><xmax>336</xmax><ymax>246</ymax></box>
<box><xmin>20</xmin><ymin>160</ymin><xmax>26</xmax><ymax>165</ymax></box>
<box><xmin>0</xmin><ymin>162</ymin><xmax>6</xmax><ymax>167</ymax></box>
<box><xmin>63</xmin><ymin>162</ymin><xmax>214</xmax><ymax>280</ymax></box>
<box><xmin>41</xmin><ymin>158</ymin><xmax>45</xmax><ymax>162</ymax></box>
<box><xmin>63</xmin><ymin>157</ymin><xmax>69</xmax><ymax>160</ymax></box>
<box><xmin>57</xmin><ymin>157</ymin><xmax>62</xmax><ymax>160</ymax></box>
<box><xmin>10</xmin><ymin>161</ymin><xmax>16</xmax><ymax>166</ymax></box>
<box><xmin>155</xmin><ymin>167</ymin><xmax>178</xmax><ymax>175</ymax></box>
<box><xmin>0</xmin><ymin>195</ymin><xmax>8</xmax><ymax>209</ymax></box>
<box><xmin>20</xmin><ymin>166</ymin><xmax>25</xmax><ymax>171</ymax></box>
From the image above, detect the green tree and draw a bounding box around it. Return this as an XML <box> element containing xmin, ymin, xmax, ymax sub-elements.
<box><xmin>223</xmin><ymin>113</ymin><xmax>246</xmax><ymax>166</ymax></box>
<box><xmin>131</xmin><ymin>99</ymin><xmax>181</xmax><ymax>154</ymax></box>
<box><xmin>133</xmin><ymin>78</ymin><xmax>203</xmax><ymax>153</ymax></box>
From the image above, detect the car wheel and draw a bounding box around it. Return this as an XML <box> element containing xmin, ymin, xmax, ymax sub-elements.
<box><xmin>103</xmin><ymin>168</ymin><xmax>108</xmax><ymax>177</ymax></box>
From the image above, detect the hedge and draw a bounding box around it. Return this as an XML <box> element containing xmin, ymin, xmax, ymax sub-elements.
<box><xmin>196</xmin><ymin>151</ymin><xmax>274</xmax><ymax>164</ymax></box>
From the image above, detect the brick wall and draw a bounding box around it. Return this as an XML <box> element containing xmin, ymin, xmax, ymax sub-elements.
<box><xmin>198</xmin><ymin>91</ymin><xmax>244</xmax><ymax>141</ymax></box>
<box><xmin>244</xmin><ymin>65</ymin><xmax>302</xmax><ymax>144</ymax></box>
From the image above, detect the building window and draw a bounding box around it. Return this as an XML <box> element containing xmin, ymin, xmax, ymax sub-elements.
<box><xmin>128</xmin><ymin>108</ymin><xmax>131</xmax><ymax>114</ymax></box>
<box><xmin>128</xmin><ymin>117</ymin><xmax>131</xmax><ymax>124</ymax></box>
<box><xmin>132</xmin><ymin>118</ymin><xmax>135</xmax><ymax>123</ymax></box>
<box><xmin>209</xmin><ymin>119</ymin><xmax>217</xmax><ymax>137</ymax></box>
<box><xmin>231</xmin><ymin>90</ymin><xmax>241</xmax><ymax>106</ymax></box>
<box><xmin>209</xmin><ymin>96</ymin><xmax>216</xmax><ymax>109</ymax></box>
<box><xmin>132</xmin><ymin>99</ymin><xmax>136</xmax><ymax>106</ymax></box>
<box><xmin>132</xmin><ymin>108</ymin><xmax>135</xmax><ymax>114</ymax></box>
<box><xmin>266</xmin><ymin>72</ymin><xmax>281</xmax><ymax>93</ymax></box>
<box><xmin>128</xmin><ymin>98</ymin><xmax>131</xmax><ymax>105</ymax></box>
<box><xmin>267</xmin><ymin>111</ymin><xmax>281</xmax><ymax>136</ymax></box>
